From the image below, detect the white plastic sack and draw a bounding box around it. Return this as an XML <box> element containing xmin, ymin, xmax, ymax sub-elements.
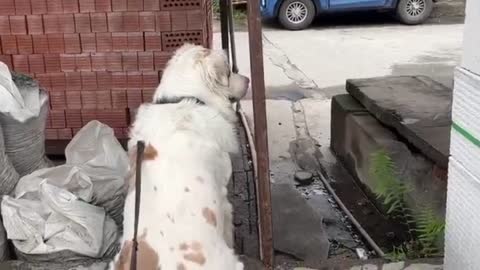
<box><xmin>0</xmin><ymin>64</ymin><xmax>51</xmax><ymax>176</ymax></box>
<box><xmin>1</xmin><ymin>121</ymin><xmax>129</xmax><ymax>261</ymax></box>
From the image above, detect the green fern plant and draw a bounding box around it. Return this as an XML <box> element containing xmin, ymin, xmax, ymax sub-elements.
<box><xmin>369</xmin><ymin>149</ymin><xmax>445</xmax><ymax>260</ymax></box>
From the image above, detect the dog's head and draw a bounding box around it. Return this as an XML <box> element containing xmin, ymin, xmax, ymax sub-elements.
<box><xmin>154</xmin><ymin>44</ymin><xmax>249</xmax><ymax>105</ymax></box>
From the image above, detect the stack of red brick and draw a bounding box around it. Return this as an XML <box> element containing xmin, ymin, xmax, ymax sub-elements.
<box><xmin>0</xmin><ymin>0</ymin><xmax>211</xmax><ymax>140</ymax></box>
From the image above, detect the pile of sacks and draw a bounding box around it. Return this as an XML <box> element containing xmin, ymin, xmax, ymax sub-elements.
<box><xmin>0</xmin><ymin>63</ymin><xmax>128</xmax><ymax>269</ymax></box>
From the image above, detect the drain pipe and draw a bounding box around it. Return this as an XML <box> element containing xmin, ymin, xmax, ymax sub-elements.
<box><xmin>316</xmin><ymin>170</ymin><xmax>386</xmax><ymax>258</ymax></box>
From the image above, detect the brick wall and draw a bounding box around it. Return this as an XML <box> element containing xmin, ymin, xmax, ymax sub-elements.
<box><xmin>0</xmin><ymin>0</ymin><xmax>212</xmax><ymax>140</ymax></box>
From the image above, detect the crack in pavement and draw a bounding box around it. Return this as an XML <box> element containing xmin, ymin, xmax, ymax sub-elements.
<box><xmin>262</xmin><ymin>34</ymin><xmax>319</xmax><ymax>90</ymax></box>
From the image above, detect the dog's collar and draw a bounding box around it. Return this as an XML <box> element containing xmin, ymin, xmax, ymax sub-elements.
<box><xmin>154</xmin><ymin>96</ymin><xmax>205</xmax><ymax>105</ymax></box>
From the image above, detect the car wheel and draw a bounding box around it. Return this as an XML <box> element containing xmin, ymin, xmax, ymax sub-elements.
<box><xmin>396</xmin><ymin>0</ymin><xmax>433</xmax><ymax>25</ymax></box>
<box><xmin>278</xmin><ymin>0</ymin><xmax>315</xmax><ymax>30</ymax></box>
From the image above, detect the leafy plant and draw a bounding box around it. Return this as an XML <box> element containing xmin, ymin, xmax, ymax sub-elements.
<box><xmin>370</xmin><ymin>150</ymin><xmax>445</xmax><ymax>261</ymax></box>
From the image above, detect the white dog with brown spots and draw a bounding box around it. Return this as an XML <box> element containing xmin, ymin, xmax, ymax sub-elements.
<box><xmin>111</xmin><ymin>44</ymin><xmax>249</xmax><ymax>270</ymax></box>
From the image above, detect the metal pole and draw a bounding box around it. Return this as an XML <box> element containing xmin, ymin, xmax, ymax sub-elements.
<box><xmin>219</xmin><ymin>0</ymin><xmax>230</xmax><ymax>57</ymax></box>
<box><xmin>246</xmin><ymin>1</ymin><xmax>274</xmax><ymax>268</ymax></box>
<box><xmin>226</xmin><ymin>0</ymin><xmax>238</xmax><ymax>73</ymax></box>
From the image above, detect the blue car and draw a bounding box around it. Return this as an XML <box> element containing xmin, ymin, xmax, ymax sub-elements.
<box><xmin>261</xmin><ymin>0</ymin><xmax>435</xmax><ymax>30</ymax></box>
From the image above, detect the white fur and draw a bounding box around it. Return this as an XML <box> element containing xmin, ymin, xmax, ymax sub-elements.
<box><xmin>110</xmin><ymin>44</ymin><xmax>249</xmax><ymax>270</ymax></box>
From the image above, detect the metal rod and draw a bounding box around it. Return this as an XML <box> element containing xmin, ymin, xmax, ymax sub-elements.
<box><xmin>246</xmin><ymin>0</ymin><xmax>274</xmax><ymax>267</ymax></box>
<box><xmin>316</xmin><ymin>170</ymin><xmax>386</xmax><ymax>258</ymax></box>
<box><xmin>226</xmin><ymin>0</ymin><xmax>238</xmax><ymax>73</ymax></box>
<box><xmin>219</xmin><ymin>0</ymin><xmax>230</xmax><ymax>57</ymax></box>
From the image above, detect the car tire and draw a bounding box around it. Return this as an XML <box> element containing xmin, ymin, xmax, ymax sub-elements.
<box><xmin>396</xmin><ymin>0</ymin><xmax>433</xmax><ymax>25</ymax></box>
<box><xmin>278</xmin><ymin>0</ymin><xmax>315</xmax><ymax>30</ymax></box>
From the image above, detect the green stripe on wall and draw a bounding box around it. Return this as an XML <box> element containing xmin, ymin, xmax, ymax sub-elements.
<box><xmin>452</xmin><ymin>122</ymin><xmax>480</xmax><ymax>148</ymax></box>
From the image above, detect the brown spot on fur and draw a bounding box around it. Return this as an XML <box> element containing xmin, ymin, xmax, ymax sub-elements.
<box><xmin>184</xmin><ymin>187</ymin><xmax>190</xmax><ymax>192</ymax></box>
<box><xmin>144</xmin><ymin>144</ymin><xmax>158</xmax><ymax>160</ymax></box>
<box><xmin>202</xmin><ymin>207</ymin><xmax>217</xmax><ymax>227</ymax></box>
<box><xmin>177</xmin><ymin>263</ymin><xmax>186</xmax><ymax>270</ymax></box>
<box><xmin>184</xmin><ymin>252</ymin><xmax>206</xmax><ymax>265</ymax></box>
<box><xmin>114</xmin><ymin>240</ymin><xmax>133</xmax><ymax>270</ymax></box>
<box><xmin>191</xmin><ymin>241</ymin><xmax>202</xmax><ymax>251</ymax></box>
<box><xmin>179</xmin><ymin>243</ymin><xmax>188</xmax><ymax>251</ymax></box>
<box><xmin>196</xmin><ymin>176</ymin><xmax>204</xmax><ymax>183</ymax></box>
<box><xmin>137</xmin><ymin>231</ymin><xmax>160</xmax><ymax>270</ymax></box>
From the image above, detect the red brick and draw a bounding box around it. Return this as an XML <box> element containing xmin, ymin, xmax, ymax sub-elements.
<box><xmin>95</xmin><ymin>0</ymin><xmax>111</xmax><ymax>12</ymax></box>
<box><xmin>79</xmin><ymin>0</ymin><xmax>95</xmax><ymax>13</ymax></box>
<box><xmin>97</xmin><ymin>109</ymin><xmax>128</xmax><ymax>127</ymax></box>
<box><xmin>139</xmin><ymin>12</ymin><xmax>155</xmax><ymax>32</ymax></box>
<box><xmin>74</xmin><ymin>13</ymin><xmax>91</xmax><ymax>33</ymax></box>
<box><xmin>154</xmin><ymin>51</ymin><xmax>171</xmax><ymax>70</ymax></box>
<box><xmin>44</xmin><ymin>54</ymin><xmax>61</xmax><ymax>73</ymax></box>
<box><xmin>143</xmin><ymin>0</ymin><xmax>159</xmax><ymax>10</ymax></box>
<box><xmin>112</xmin><ymin>0</ymin><xmax>127</xmax><ymax>11</ymax></box>
<box><xmin>31</xmin><ymin>0</ymin><xmax>47</xmax><ymax>15</ymax></box>
<box><xmin>187</xmin><ymin>10</ymin><xmax>203</xmax><ymax>30</ymax></box>
<box><xmin>65</xmin><ymin>72</ymin><xmax>82</xmax><ymax>90</ymax></box>
<box><xmin>1</xmin><ymin>36</ymin><xmax>17</xmax><ymax>54</ymax></box>
<box><xmin>96</xmin><ymin>32</ymin><xmax>112</xmax><ymax>52</ymax></box>
<box><xmin>47</xmin><ymin>0</ymin><xmax>63</xmax><ymax>14</ymax></box>
<box><xmin>50</xmin><ymin>111</ymin><xmax>66</xmax><ymax>128</ymax></box>
<box><xmin>122</xmin><ymin>52</ymin><xmax>137</xmax><ymax>71</ymax></box>
<box><xmin>112</xmin><ymin>72</ymin><xmax>127</xmax><ymax>89</ymax></box>
<box><xmin>15</xmin><ymin>0</ymin><xmax>32</xmax><ymax>14</ymax></box>
<box><xmin>96</xmin><ymin>71</ymin><xmax>112</xmax><ymax>89</ymax></box>
<box><xmin>142</xmin><ymin>71</ymin><xmax>159</xmax><ymax>88</ymax></box>
<box><xmin>12</xmin><ymin>55</ymin><xmax>29</xmax><ymax>73</ymax></box>
<box><xmin>91</xmin><ymin>13</ymin><xmax>108</xmax><ymax>32</ymax></box>
<box><xmin>127</xmin><ymin>0</ymin><xmax>142</xmax><ymax>11</ymax></box>
<box><xmin>171</xmin><ymin>11</ymin><xmax>187</xmax><ymax>31</ymax></box>
<box><xmin>59</xmin><ymin>14</ymin><xmax>75</xmax><ymax>33</ymax></box>
<box><xmin>138</xmin><ymin>52</ymin><xmax>153</xmax><ymax>71</ymax></box>
<box><xmin>32</xmin><ymin>35</ymin><xmax>49</xmax><ymax>53</ymax></box>
<box><xmin>96</xmin><ymin>91</ymin><xmax>112</xmax><ymax>109</ymax></box>
<box><xmin>36</xmin><ymin>73</ymin><xmax>51</xmax><ymax>89</ymax></box>
<box><xmin>106</xmin><ymin>52</ymin><xmax>122</xmax><ymax>71</ymax></box>
<box><xmin>75</xmin><ymin>54</ymin><xmax>91</xmax><ymax>71</ymax></box>
<box><xmin>27</xmin><ymin>15</ymin><xmax>43</xmax><ymax>34</ymax></box>
<box><xmin>28</xmin><ymin>54</ymin><xmax>45</xmax><ymax>73</ymax></box>
<box><xmin>64</xmin><ymin>33</ymin><xmax>81</xmax><ymax>53</ymax></box>
<box><xmin>107</xmin><ymin>12</ymin><xmax>123</xmax><ymax>32</ymax></box>
<box><xmin>81</xmin><ymin>91</ymin><xmax>97</xmax><ymax>108</ymax></box>
<box><xmin>62</xmin><ymin>0</ymin><xmax>79</xmax><ymax>13</ymax></box>
<box><xmin>111</xmin><ymin>89</ymin><xmax>127</xmax><ymax>108</ymax></box>
<box><xmin>123</xmin><ymin>12</ymin><xmax>139</xmax><ymax>32</ymax></box>
<box><xmin>145</xmin><ymin>32</ymin><xmax>161</xmax><ymax>51</ymax></box>
<box><xmin>0</xmin><ymin>55</ymin><xmax>12</xmax><ymax>69</ymax></box>
<box><xmin>91</xmin><ymin>53</ymin><xmax>106</xmax><ymax>71</ymax></box>
<box><xmin>65</xmin><ymin>109</ymin><xmax>82</xmax><ymax>126</ymax></box>
<box><xmin>113</xmin><ymin>128</ymin><xmax>128</xmax><ymax>138</ymax></box>
<box><xmin>47</xmin><ymin>34</ymin><xmax>65</xmax><ymax>53</ymax></box>
<box><xmin>66</xmin><ymin>92</ymin><xmax>82</xmax><ymax>108</ymax></box>
<box><xmin>127</xmin><ymin>72</ymin><xmax>142</xmax><ymax>88</ymax></box>
<box><xmin>127</xmin><ymin>32</ymin><xmax>143</xmax><ymax>51</ymax></box>
<box><xmin>16</xmin><ymin>35</ymin><xmax>33</xmax><ymax>54</ymax></box>
<box><xmin>127</xmin><ymin>89</ymin><xmax>142</xmax><ymax>108</ymax></box>
<box><xmin>112</xmin><ymin>32</ymin><xmax>128</xmax><ymax>52</ymax></box>
<box><xmin>50</xmin><ymin>91</ymin><xmax>66</xmax><ymax>109</ymax></box>
<box><xmin>60</xmin><ymin>54</ymin><xmax>76</xmax><ymax>71</ymax></box>
<box><xmin>81</xmin><ymin>71</ymin><xmax>97</xmax><ymax>90</ymax></box>
<box><xmin>9</xmin><ymin>16</ymin><xmax>27</xmax><ymax>35</ymax></box>
<box><xmin>80</xmin><ymin>33</ymin><xmax>96</xmax><ymax>52</ymax></box>
<box><xmin>43</xmin><ymin>15</ymin><xmax>60</xmax><ymax>33</ymax></box>
<box><xmin>142</xmin><ymin>88</ymin><xmax>155</xmax><ymax>102</ymax></box>
<box><xmin>156</xmin><ymin>11</ymin><xmax>171</xmax><ymax>31</ymax></box>
<box><xmin>0</xmin><ymin>16</ymin><xmax>10</xmax><ymax>34</ymax></box>
<box><xmin>57</xmin><ymin>128</ymin><xmax>73</xmax><ymax>139</ymax></box>
<box><xmin>0</xmin><ymin>0</ymin><xmax>15</xmax><ymax>16</ymax></box>
<box><xmin>50</xmin><ymin>73</ymin><xmax>66</xmax><ymax>90</ymax></box>
<box><xmin>81</xmin><ymin>110</ymin><xmax>97</xmax><ymax>124</ymax></box>
<box><xmin>45</xmin><ymin>129</ymin><xmax>59</xmax><ymax>140</ymax></box>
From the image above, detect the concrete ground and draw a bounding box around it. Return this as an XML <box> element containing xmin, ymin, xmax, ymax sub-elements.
<box><xmin>214</xmin><ymin>3</ymin><xmax>464</xmax><ymax>268</ymax></box>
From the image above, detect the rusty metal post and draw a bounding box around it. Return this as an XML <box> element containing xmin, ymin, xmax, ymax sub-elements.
<box><xmin>246</xmin><ymin>1</ymin><xmax>274</xmax><ymax>268</ymax></box>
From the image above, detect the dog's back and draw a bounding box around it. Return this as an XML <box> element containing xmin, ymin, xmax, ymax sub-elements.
<box><xmin>112</xmin><ymin>102</ymin><xmax>243</xmax><ymax>270</ymax></box>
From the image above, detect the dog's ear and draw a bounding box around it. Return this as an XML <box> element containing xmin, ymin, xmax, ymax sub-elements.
<box><xmin>198</xmin><ymin>50</ymin><xmax>230</xmax><ymax>96</ymax></box>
